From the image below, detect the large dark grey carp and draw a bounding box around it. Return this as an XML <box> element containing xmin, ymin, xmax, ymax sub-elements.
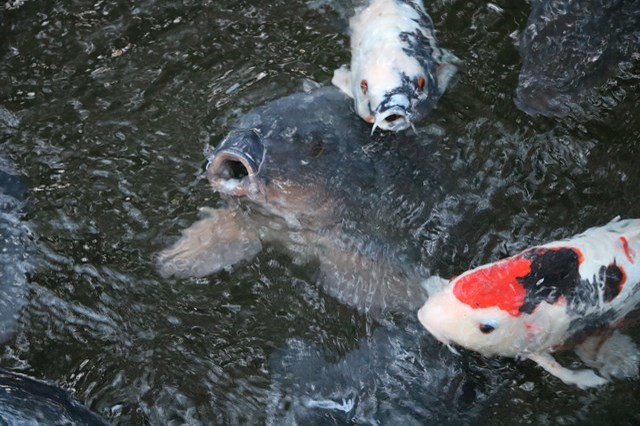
<box><xmin>157</xmin><ymin>86</ymin><xmax>458</xmax><ymax>316</ymax></box>
<box><xmin>515</xmin><ymin>0</ymin><xmax>640</xmax><ymax>117</ymax></box>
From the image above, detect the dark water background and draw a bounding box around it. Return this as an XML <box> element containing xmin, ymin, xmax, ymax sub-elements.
<box><xmin>1</xmin><ymin>0</ymin><xmax>640</xmax><ymax>424</ymax></box>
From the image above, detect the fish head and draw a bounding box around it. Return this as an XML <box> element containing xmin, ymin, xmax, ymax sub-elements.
<box><xmin>418</xmin><ymin>255</ymin><xmax>572</xmax><ymax>357</ymax></box>
<box><xmin>207</xmin><ymin>129</ymin><xmax>265</xmax><ymax>199</ymax></box>
<box><xmin>207</xmin><ymin>87</ymin><xmax>376</xmax><ymax>229</ymax></box>
<box><xmin>159</xmin><ymin>87</ymin><xmax>379</xmax><ymax>281</ymax></box>
<box><xmin>418</xmin><ymin>286</ymin><xmax>522</xmax><ymax>357</ymax></box>
<box><xmin>206</xmin><ymin>128</ymin><xmax>337</xmax><ymax>228</ymax></box>
<box><xmin>355</xmin><ymin>70</ymin><xmax>436</xmax><ymax>133</ymax></box>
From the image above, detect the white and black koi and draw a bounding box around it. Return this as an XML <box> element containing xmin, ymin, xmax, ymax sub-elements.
<box><xmin>332</xmin><ymin>0</ymin><xmax>460</xmax><ymax>133</ymax></box>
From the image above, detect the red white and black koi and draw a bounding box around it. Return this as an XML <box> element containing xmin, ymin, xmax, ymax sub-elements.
<box><xmin>418</xmin><ymin>218</ymin><xmax>640</xmax><ymax>388</ymax></box>
<box><xmin>332</xmin><ymin>0</ymin><xmax>459</xmax><ymax>133</ymax></box>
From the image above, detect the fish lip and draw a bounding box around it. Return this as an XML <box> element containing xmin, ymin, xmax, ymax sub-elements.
<box><xmin>206</xmin><ymin>129</ymin><xmax>265</xmax><ymax>197</ymax></box>
<box><xmin>372</xmin><ymin>107</ymin><xmax>412</xmax><ymax>133</ymax></box>
<box><xmin>418</xmin><ymin>299</ymin><xmax>456</xmax><ymax>351</ymax></box>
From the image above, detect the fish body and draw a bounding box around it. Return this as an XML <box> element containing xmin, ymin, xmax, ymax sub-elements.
<box><xmin>515</xmin><ymin>0</ymin><xmax>640</xmax><ymax>118</ymax></box>
<box><xmin>418</xmin><ymin>218</ymin><xmax>640</xmax><ymax>388</ymax></box>
<box><xmin>158</xmin><ymin>86</ymin><xmax>439</xmax><ymax>316</ymax></box>
<box><xmin>332</xmin><ymin>0</ymin><xmax>459</xmax><ymax>132</ymax></box>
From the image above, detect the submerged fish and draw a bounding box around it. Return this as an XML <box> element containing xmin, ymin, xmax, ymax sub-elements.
<box><xmin>418</xmin><ymin>218</ymin><xmax>640</xmax><ymax>388</ymax></box>
<box><xmin>267</xmin><ymin>321</ymin><xmax>510</xmax><ymax>424</ymax></box>
<box><xmin>515</xmin><ymin>0</ymin><xmax>640</xmax><ymax>118</ymax></box>
<box><xmin>157</xmin><ymin>86</ymin><xmax>444</xmax><ymax>316</ymax></box>
<box><xmin>332</xmin><ymin>0</ymin><xmax>459</xmax><ymax>133</ymax></box>
<box><xmin>0</xmin><ymin>368</ymin><xmax>108</xmax><ymax>425</ymax></box>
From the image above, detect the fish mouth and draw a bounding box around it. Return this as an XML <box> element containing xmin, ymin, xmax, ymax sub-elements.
<box><xmin>206</xmin><ymin>129</ymin><xmax>265</xmax><ymax>197</ymax></box>
<box><xmin>417</xmin><ymin>297</ymin><xmax>459</xmax><ymax>355</ymax></box>
<box><xmin>371</xmin><ymin>107</ymin><xmax>412</xmax><ymax>134</ymax></box>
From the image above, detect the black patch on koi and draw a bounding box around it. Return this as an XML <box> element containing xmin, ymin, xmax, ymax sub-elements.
<box><xmin>600</xmin><ymin>262</ymin><xmax>624</xmax><ymax>302</ymax></box>
<box><xmin>376</xmin><ymin>73</ymin><xmax>418</xmax><ymax>114</ymax></box>
<box><xmin>516</xmin><ymin>247</ymin><xmax>628</xmax><ymax>316</ymax></box>
<box><xmin>398</xmin><ymin>30</ymin><xmax>437</xmax><ymax>94</ymax></box>
<box><xmin>518</xmin><ymin>248</ymin><xmax>582</xmax><ymax>314</ymax></box>
<box><xmin>569</xmin><ymin>262</ymin><xmax>627</xmax><ymax>315</ymax></box>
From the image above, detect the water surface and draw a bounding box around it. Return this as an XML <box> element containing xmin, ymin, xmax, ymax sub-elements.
<box><xmin>1</xmin><ymin>0</ymin><xmax>640</xmax><ymax>424</ymax></box>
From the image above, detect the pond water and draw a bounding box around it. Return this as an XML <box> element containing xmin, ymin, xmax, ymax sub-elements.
<box><xmin>1</xmin><ymin>0</ymin><xmax>640</xmax><ymax>424</ymax></box>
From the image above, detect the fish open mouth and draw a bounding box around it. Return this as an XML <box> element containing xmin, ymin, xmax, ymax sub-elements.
<box><xmin>206</xmin><ymin>129</ymin><xmax>264</xmax><ymax>196</ymax></box>
<box><xmin>384</xmin><ymin>114</ymin><xmax>404</xmax><ymax>124</ymax></box>
<box><xmin>372</xmin><ymin>108</ymin><xmax>412</xmax><ymax>134</ymax></box>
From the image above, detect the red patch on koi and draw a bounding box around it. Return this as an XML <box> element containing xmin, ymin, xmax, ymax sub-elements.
<box><xmin>620</xmin><ymin>236</ymin><xmax>635</xmax><ymax>263</ymax></box>
<box><xmin>360</xmin><ymin>79</ymin><xmax>368</xmax><ymax>95</ymax></box>
<box><xmin>453</xmin><ymin>256</ymin><xmax>530</xmax><ymax>317</ymax></box>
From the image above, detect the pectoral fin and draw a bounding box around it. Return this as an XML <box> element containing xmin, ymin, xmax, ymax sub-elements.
<box><xmin>331</xmin><ymin>65</ymin><xmax>354</xmax><ymax>98</ymax></box>
<box><xmin>157</xmin><ymin>207</ymin><xmax>262</xmax><ymax>279</ymax></box>
<box><xmin>435</xmin><ymin>49</ymin><xmax>461</xmax><ymax>95</ymax></box>
<box><xmin>526</xmin><ymin>352</ymin><xmax>608</xmax><ymax>389</ymax></box>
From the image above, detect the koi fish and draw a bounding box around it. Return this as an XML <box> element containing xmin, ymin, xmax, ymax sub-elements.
<box><xmin>332</xmin><ymin>0</ymin><xmax>460</xmax><ymax>133</ymax></box>
<box><xmin>515</xmin><ymin>0</ymin><xmax>640</xmax><ymax>118</ymax></box>
<box><xmin>418</xmin><ymin>218</ymin><xmax>640</xmax><ymax>388</ymax></box>
<box><xmin>157</xmin><ymin>86</ymin><xmax>433</xmax><ymax>316</ymax></box>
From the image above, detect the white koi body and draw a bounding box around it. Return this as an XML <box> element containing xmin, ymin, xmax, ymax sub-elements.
<box><xmin>332</xmin><ymin>0</ymin><xmax>459</xmax><ymax>132</ymax></box>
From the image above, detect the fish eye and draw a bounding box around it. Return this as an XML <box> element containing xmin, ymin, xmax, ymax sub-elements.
<box><xmin>417</xmin><ymin>76</ymin><xmax>426</xmax><ymax>90</ymax></box>
<box><xmin>478</xmin><ymin>320</ymin><xmax>497</xmax><ymax>334</ymax></box>
<box><xmin>360</xmin><ymin>79</ymin><xmax>368</xmax><ymax>95</ymax></box>
<box><xmin>309</xmin><ymin>140</ymin><xmax>325</xmax><ymax>157</ymax></box>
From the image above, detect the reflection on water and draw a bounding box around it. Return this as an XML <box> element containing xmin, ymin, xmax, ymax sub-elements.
<box><xmin>1</xmin><ymin>0</ymin><xmax>640</xmax><ymax>424</ymax></box>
